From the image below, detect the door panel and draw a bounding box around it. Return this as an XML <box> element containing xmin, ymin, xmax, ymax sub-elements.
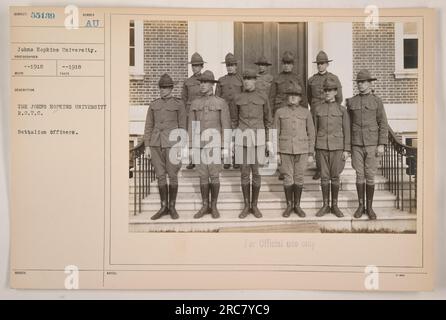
<box><xmin>234</xmin><ymin>21</ymin><xmax>307</xmax><ymax>89</ymax></box>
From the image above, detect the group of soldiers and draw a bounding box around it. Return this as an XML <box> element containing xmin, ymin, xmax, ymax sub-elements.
<box><xmin>143</xmin><ymin>50</ymin><xmax>388</xmax><ymax>221</ymax></box>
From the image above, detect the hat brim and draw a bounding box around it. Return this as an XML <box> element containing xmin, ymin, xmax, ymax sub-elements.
<box><xmin>312</xmin><ymin>59</ymin><xmax>333</xmax><ymax>63</ymax></box>
<box><xmin>221</xmin><ymin>61</ymin><xmax>238</xmax><ymax>65</ymax></box>
<box><xmin>254</xmin><ymin>62</ymin><xmax>272</xmax><ymax>66</ymax></box>
<box><xmin>199</xmin><ymin>80</ymin><xmax>219</xmax><ymax>83</ymax></box>
<box><xmin>188</xmin><ymin>62</ymin><xmax>206</xmax><ymax>65</ymax></box>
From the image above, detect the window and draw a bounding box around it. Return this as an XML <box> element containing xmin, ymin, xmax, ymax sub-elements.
<box><xmin>394</xmin><ymin>22</ymin><xmax>419</xmax><ymax>79</ymax></box>
<box><xmin>129</xmin><ymin>20</ymin><xmax>144</xmax><ymax>79</ymax></box>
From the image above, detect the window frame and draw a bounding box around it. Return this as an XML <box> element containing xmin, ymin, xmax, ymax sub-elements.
<box><xmin>394</xmin><ymin>22</ymin><xmax>419</xmax><ymax>79</ymax></box>
<box><xmin>129</xmin><ymin>20</ymin><xmax>145</xmax><ymax>80</ymax></box>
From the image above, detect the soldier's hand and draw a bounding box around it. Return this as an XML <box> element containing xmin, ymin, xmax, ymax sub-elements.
<box><xmin>376</xmin><ymin>145</ymin><xmax>385</xmax><ymax>156</ymax></box>
<box><xmin>307</xmin><ymin>154</ymin><xmax>314</xmax><ymax>163</ymax></box>
<box><xmin>266</xmin><ymin>141</ymin><xmax>274</xmax><ymax>155</ymax></box>
<box><xmin>276</xmin><ymin>154</ymin><xmax>282</xmax><ymax>166</ymax></box>
<box><xmin>145</xmin><ymin>147</ymin><xmax>151</xmax><ymax>159</ymax></box>
<box><xmin>342</xmin><ymin>151</ymin><xmax>350</xmax><ymax>161</ymax></box>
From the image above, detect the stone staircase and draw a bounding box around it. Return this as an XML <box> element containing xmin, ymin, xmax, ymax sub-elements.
<box><xmin>129</xmin><ymin>159</ymin><xmax>416</xmax><ymax>233</ymax></box>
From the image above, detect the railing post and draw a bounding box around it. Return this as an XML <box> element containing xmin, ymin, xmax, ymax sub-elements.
<box><xmin>133</xmin><ymin>153</ymin><xmax>137</xmax><ymax>216</ymax></box>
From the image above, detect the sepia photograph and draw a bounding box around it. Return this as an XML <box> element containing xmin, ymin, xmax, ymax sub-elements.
<box><xmin>128</xmin><ymin>18</ymin><xmax>419</xmax><ymax>233</ymax></box>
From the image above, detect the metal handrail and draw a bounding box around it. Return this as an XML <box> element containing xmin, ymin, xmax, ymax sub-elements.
<box><xmin>130</xmin><ymin>140</ymin><xmax>156</xmax><ymax>215</ymax></box>
<box><xmin>381</xmin><ymin>127</ymin><xmax>417</xmax><ymax>213</ymax></box>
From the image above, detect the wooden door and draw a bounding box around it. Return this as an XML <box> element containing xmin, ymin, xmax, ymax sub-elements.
<box><xmin>234</xmin><ymin>22</ymin><xmax>307</xmax><ymax>88</ymax></box>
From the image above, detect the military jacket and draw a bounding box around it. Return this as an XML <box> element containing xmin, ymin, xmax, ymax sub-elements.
<box><xmin>307</xmin><ymin>72</ymin><xmax>343</xmax><ymax>107</ymax></box>
<box><xmin>346</xmin><ymin>92</ymin><xmax>388</xmax><ymax>146</ymax></box>
<box><xmin>188</xmin><ymin>95</ymin><xmax>231</xmax><ymax>149</ymax></box>
<box><xmin>269</xmin><ymin>72</ymin><xmax>307</xmax><ymax>114</ymax></box>
<box><xmin>314</xmin><ymin>101</ymin><xmax>351</xmax><ymax>151</ymax></box>
<box><xmin>144</xmin><ymin>97</ymin><xmax>187</xmax><ymax>148</ymax></box>
<box><xmin>233</xmin><ymin>91</ymin><xmax>272</xmax><ymax>147</ymax></box>
<box><xmin>255</xmin><ymin>72</ymin><xmax>273</xmax><ymax>97</ymax></box>
<box><xmin>274</xmin><ymin>105</ymin><xmax>315</xmax><ymax>155</ymax></box>
<box><xmin>181</xmin><ymin>73</ymin><xmax>202</xmax><ymax>112</ymax></box>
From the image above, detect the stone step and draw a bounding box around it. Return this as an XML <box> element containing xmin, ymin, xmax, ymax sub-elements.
<box><xmin>129</xmin><ymin>207</ymin><xmax>416</xmax><ymax>233</ymax></box>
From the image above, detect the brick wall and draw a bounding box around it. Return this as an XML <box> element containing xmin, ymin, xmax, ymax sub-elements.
<box><xmin>129</xmin><ymin>21</ymin><xmax>188</xmax><ymax>105</ymax></box>
<box><xmin>352</xmin><ymin>22</ymin><xmax>418</xmax><ymax>104</ymax></box>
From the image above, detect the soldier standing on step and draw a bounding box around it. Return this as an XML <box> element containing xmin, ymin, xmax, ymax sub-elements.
<box><xmin>234</xmin><ymin>69</ymin><xmax>273</xmax><ymax>219</ymax></box>
<box><xmin>216</xmin><ymin>53</ymin><xmax>244</xmax><ymax>170</ymax></box>
<box><xmin>314</xmin><ymin>78</ymin><xmax>351</xmax><ymax>218</ymax></box>
<box><xmin>189</xmin><ymin>70</ymin><xmax>232</xmax><ymax>219</ymax></box>
<box><xmin>182</xmin><ymin>52</ymin><xmax>206</xmax><ymax>170</ymax></box>
<box><xmin>254</xmin><ymin>55</ymin><xmax>273</xmax><ymax>98</ymax></box>
<box><xmin>307</xmin><ymin>51</ymin><xmax>343</xmax><ymax>181</ymax></box>
<box><xmin>269</xmin><ymin>51</ymin><xmax>307</xmax><ymax>180</ymax></box>
<box><xmin>274</xmin><ymin>82</ymin><xmax>315</xmax><ymax>218</ymax></box>
<box><xmin>346</xmin><ymin>69</ymin><xmax>388</xmax><ymax>220</ymax></box>
<box><xmin>144</xmin><ymin>74</ymin><xmax>187</xmax><ymax>220</ymax></box>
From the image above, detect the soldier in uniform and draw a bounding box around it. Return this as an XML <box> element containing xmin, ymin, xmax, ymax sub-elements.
<box><xmin>144</xmin><ymin>74</ymin><xmax>187</xmax><ymax>220</ymax></box>
<box><xmin>182</xmin><ymin>52</ymin><xmax>205</xmax><ymax>169</ymax></box>
<box><xmin>307</xmin><ymin>51</ymin><xmax>343</xmax><ymax>181</ymax></box>
<box><xmin>233</xmin><ymin>69</ymin><xmax>273</xmax><ymax>219</ymax></box>
<box><xmin>346</xmin><ymin>69</ymin><xmax>388</xmax><ymax>220</ymax></box>
<box><xmin>254</xmin><ymin>55</ymin><xmax>273</xmax><ymax>97</ymax></box>
<box><xmin>274</xmin><ymin>83</ymin><xmax>315</xmax><ymax>218</ymax></box>
<box><xmin>314</xmin><ymin>78</ymin><xmax>351</xmax><ymax>218</ymax></box>
<box><xmin>189</xmin><ymin>70</ymin><xmax>232</xmax><ymax>219</ymax></box>
<box><xmin>216</xmin><ymin>53</ymin><xmax>244</xmax><ymax>169</ymax></box>
<box><xmin>269</xmin><ymin>51</ymin><xmax>307</xmax><ymax>181</ymax></box>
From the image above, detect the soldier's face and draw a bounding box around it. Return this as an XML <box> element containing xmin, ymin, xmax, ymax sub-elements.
<box><xmin>200</xmin><ymin>81</ymin><xmax>214</xmax><ymax>94</ymax></box>
<box><xmin>159</xmin><ymin>87</ymin><xmax>173</xmax><ymax>98</ymax></box>
<box><xmin>288</xmin><ymin>95</ymin><xmax>301</xmax><ymax>105</ymax></box>
<box><xmin>282</xmin><ymin>63</ymin><xmax>293</xmax><ymax>72</ymax></box>
<box><xmin>317</xmin><ymin>62</ymin><xmax>328</xmax><ymax>73</ymax></box>
<box><xmin>324</xmin><ymin>88</ymin><xmax>337</xmax><ymax>101</ymax></box>
<box><xmin>357</xmin><ymin>80</ymin><xmax>371</xmax><ymax>93</ymax></box>
<box><xmin>243</xmin><ymin>78</ymin><xmax>256</xmax><ymax>91</ymax></box>
<box><xmin>191</xmin><ymin>64</ymin><xmax>203</xmax><ymax>75</ymax></box>
<box><xmin>258</xmin><ymin>65</ymin><xmax>267</xmax><ymax>73</ymax></box>
<box><xmin>226</xmin><ymin>64</ymin><xmax>237</xmax><ymax>74</ymax></box>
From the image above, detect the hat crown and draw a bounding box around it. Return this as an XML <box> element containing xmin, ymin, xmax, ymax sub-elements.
<box><xmin>316</xmin><ymin>51</ymin><xmax>329</xmax><ymax>62</ymax></box>
<box><xmin>190</xmin><ymin>52</ymin><xmax>204</xmax><ymax>64</ymax></box>
<box><xmin>242</xmin><ymin>68</ymin><xmax>257</xmax><ymax>79</ymax></box>
<box><xmin>355</xmin><ymin>69</ymin><xmax>377</xmax><ymax>81</ymax></box>
<box><xmin>158</xmin><ymin>73</ymin><xmax>174</xmax><ymax>87</ymax></box>
<box><xmin>200</xmin><ymin>70</ymin><xmax>216</xmax><ymax>82</ymax></box>
<box><xmin>255</xmin><ymin>55</ymin><xmax>271</xmax><ymax>65</ymax></box>
<box><xmin>224</xmin><ymin>53</ymin><xmax>237</xmax><ymax>64</ymax></box>
<box><xmin>282</xmin><ymin>51</ymin><xmax>295</xmax><ymax>63</ymax></box>
<box><xmin>323</xmin><ymin>77</ymin><xmax>338</xmax><ymax>90</ymax></box>
<box><xmin>285</xmin><ymin>82</ymin><xmax>302</xmax><ymax>95</ymax></box>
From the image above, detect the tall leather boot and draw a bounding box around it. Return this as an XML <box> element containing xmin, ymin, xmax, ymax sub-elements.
<box><xmin>353</xmin><ymin>183</ymin><xmax>366</xmax><ymax>218</ymax></box>
<box><xmin>282</xmin><ymin>185</ymin><xmax>294</xmax><ymax>218</ymax></box>
<box><xmin>251</xmin><ymin>184</ymin><xmax>262</xmax><ymax>218</ymax></box>
<box><xmin>194</xmin><ymin>183</ymin><xmax>210</xmax><ymax>219</ymax></box>
<box><xmin>293</xmin><ymin>184</ymin><xmax>306</xmax><ymax>218</ymax></box>
<box><xmin>239</xmin><ymin>184</ymin><xmax>251</xmax><ymax>219</ymax></box>
<box><xmin>316</xmin><ymin>184</ymin><xmax>331</xmax><ymax>217</ymax></box>
<box><xmin>168</xmin><ymin>184</ymin><xmax>179</xmax><ymax>219</ymax></box>
<box><xmin>186</xmin><ymin>161</ymin><xmax>195</xmax><ymax>170</ymax></box>
<box><xmin>330</xmin><ymin>183</ymin><xmax>344</xmax><ymax>218</ymax></box>
<box><xmin>210</xmin><ymin>183</ymin><xmax>221</xmax><ymax>219</ymax></box>
<box><xmin>366</xmin><ymin>184</ymin><xmax>377</xmax><ymax>220</ymax></box>
<box><xmin>151</xmin><ymin>184</ymin><xmax>169</xmax><ymax>220</ymax></box>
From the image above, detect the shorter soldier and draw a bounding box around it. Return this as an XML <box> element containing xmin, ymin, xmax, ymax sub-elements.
<box><xmin>189</xmin><ymin>70</ymin><xmax>232</xmax><ymax>219</ymax></box>
<box><xmin>274</xmin><ymin>83</ymin><xmax>315</xmax><ymax>218</ymax></box>
<box><xmin>314</xmin><ymin>78</ymin><xmax>351</xmax><ymax>218</ymax></box>
<box><xmin>347</xmin><ymin>69</ymin><xmax>388</xmax><ymax>220</ymax></box>
<box><xmin>182</xmin><ymin>52</ymin><xmax>206</xmax><ymax>170</ymax></box>
<box><xmin>234</xmin><ymin>69</ymin><xmax>273</xmax><ymax>219</ymax></box>
<box><xmin>216</xmin><ymin>53</ymin><xmax>244</xmax><ymax>169</ymax></box>
<box><xmin>254</xmin><ymin>56</ymin><xmax>273</xmax><ymax>98</ymax></box>
<box><xmin>144</xmin><ymin>74</ymin><xmax>187</xmax><ymax>220</ymax></box>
